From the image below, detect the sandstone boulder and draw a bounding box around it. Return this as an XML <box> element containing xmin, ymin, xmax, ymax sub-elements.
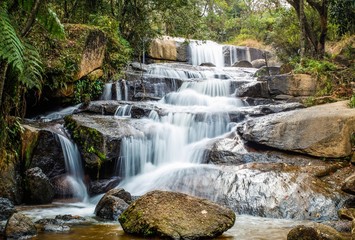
<box><xmin>25</xmin><ymin>167</ymin><xmax>54</xmax><ymax>204</ymax></box>
<box><xmin>238</xmin><ymin>101</ymin><xmax>355</xmax><ymax>158</ymax></box>
<box><xmin>95</xmin><ymin>188</ymin><xmax>131</xmax><ymax>220</ymax></box>
<box><xmin>5</xmin><ymin>213</ymin><xmax>37</xmax><ymax>239</ymax></box>
<box><xmin>148</xmin><ymin>36</ymin><xmax>187</xmax><ymax>62</ymax></box>
<box><xmin>119</xmin><ymin>190</ymin><xmax>235</xmax><ymax>239</ymax></box>
<box><xmin>258</xmin><ymin>74</ymin><xmax>317</xmax><ymax>96</ymax></box>
<box><xmin>341</xmin><ymin>173</ymin><xmax>355</xmax><ymax>195</ymax></box>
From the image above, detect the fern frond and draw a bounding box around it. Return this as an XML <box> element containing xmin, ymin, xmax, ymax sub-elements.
<box><xmin>18</xmin><ymin>43</ymin><xmax>43</xmax><ymax>92</ymax></box>
<box><xmin>37</xmin><ymin>8</ymin><xmax>65</xmax><ymax>39</ymax></box>
<box><xmin>0</xmin><ymin>6</ymin><xmax>25</xmax><ymax>73</ymax></box>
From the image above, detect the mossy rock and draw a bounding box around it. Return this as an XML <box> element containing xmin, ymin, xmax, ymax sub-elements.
<box><xmin>119</xmin><ymin>190</ymin><xmax>235</xmax><ymax>239</ymax></box>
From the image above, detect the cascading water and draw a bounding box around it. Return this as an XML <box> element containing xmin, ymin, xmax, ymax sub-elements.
<box><xmin>100</xmin><ymin>83</ymin><xmax>113</xmax><ymax>100</ymax></box>
<box><xmin>117</xmin><ymin>77</ymin><xmax>246</xmax><ymax>197</ymax></box>
<box><xmin>189</xmin><ymin>40</ymin><xmax>224</xmax><ymax>67</ymax></box>
<box><xmin>56</xmin><ymin>134</ymin><xmax>89</xmax><ymax>202</ymax></box>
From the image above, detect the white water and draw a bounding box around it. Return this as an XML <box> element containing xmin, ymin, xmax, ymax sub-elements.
<box><xmin>117</xmin><ymin>76</ymin><xmax>246</xmax><ymax>197</ymax></box>
<box><xmin>100</xmin><ymin>83</ymin><xmax>113</xmax><ymax>100</ymax></box>
<box><xmin>38</xmin><ymin>104</ymin><xmax>81</xmax><ymax>122</ymax></box>
<box><xmin>56</xmin><ymin>134</ymin><xmax>89</xmax><ymax>202</ymax></box>
<box><xmin>189</xmin><ymin>40</ymin><xmax>224</xmax><ymax>67</ymax></box>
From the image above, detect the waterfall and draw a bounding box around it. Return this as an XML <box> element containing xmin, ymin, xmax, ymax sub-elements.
<box><xmin>114</xmin><ymin>105</ymin><xmax>132</xmax><ymax>118</ymax></box>
<box><xmin>115</xmin><ymin>80</ymin><xmax>128</xmax><ymax>101</ymax></box>
<box><xmin>189</xmin><ymin>40</ymin><xmax>224</xmax><ymax>68</ymax></box>
<box><xmin>100</xmin><ymin>83</ymin><xmax>113</xmax><ymax>100</ymax></box>
<box><xmin>117</xmin><ymin>75</ymin><xmax>246</xmax><ymax>196</ymax></box>
<box><xmin>56</xmin><ymin>134</ymin><xmax>89</xmax><ymax>202</ymax></box>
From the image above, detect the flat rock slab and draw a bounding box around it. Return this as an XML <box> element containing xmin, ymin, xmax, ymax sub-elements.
<box><xmin>238</xmin><ymin>101</ymin><xmax>355</xmax><ymax>158</ymax></box>
<box><xmin>119</xmin><ymin>190</ymin><xmax>235</xmax><ymax>239</ymax></box>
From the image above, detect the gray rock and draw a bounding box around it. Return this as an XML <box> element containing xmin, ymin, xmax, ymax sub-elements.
<box><xmin>95</xmin><ymin>188</ymin><xmax>131</xmax><ymax>220</ymax></box>
<box><xmin>89</xmin><ymin>177</ymin><xmax>121</xmax><ymax>195</ymax></box>
<box><xmin>238</xmin><ymin>101</ymin><xmax>355</xmax><ymax>158</ymax></box>
<box><xmin>64</xmin><ymin>114</ymin><xmax>145</xmax><ymax>174</ymax></box>
<box><xmin>0</xmin><ymin>198</ymin><xmax>16</xmax><ymax>221</ymax></box>
<box><xmin>35</xmin><ymin>218</ymin><xmax>70</xmax><ymax>232</ymax></box>
<box><xmin>43</xmin><ymin>224</ymin><xmax>70</xmax><ymax>232</ymax></box>
<box><xmin>232</xmin><ymin>60</ymin><xmax>253</xmax><ymax>68</ymax></box>
<box><xmin>29</xmin><ymin>129</ymin><xmax>66</xmax><ymax>179</ymax></box>
<box><xmin>235</xmin><ymin>81</ymin><xmax>270</xmax><ymax>98</ymax></box>
<box><xmin>5</xmin><ymin>213</ymin><xmax>37</xmax><ymax>239</ymax></box>
<box><xmin>251</xmin><ymin>59</ymin><xmax>266</xmax><ymax>68</ymax></box>
<box><xmin>25</xmin><ymin>167</ymin><xmax>54</xmax><ymax>204</ymax></box>
<box><xmin>119</xmin><ymin>190</ymin><xmax>235</xmax><ymax>239</ymax></box>
<box><xmin>254</xmin><ymin>66</ymin><xmax>280</xmax><ymax>77</ymax></box>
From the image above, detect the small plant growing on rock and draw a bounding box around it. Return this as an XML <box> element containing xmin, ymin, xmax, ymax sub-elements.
<box><xmin>349</xmin><ymin>94</ymin><xmax>355</xmax><ymax>108</ymax></box>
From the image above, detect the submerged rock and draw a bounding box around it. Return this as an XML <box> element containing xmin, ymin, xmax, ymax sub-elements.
<box><xmin>238</xmin><ymin>101</ymin><xmax>355</xmax><ymax>158</ymax></box>
<box><xmin>35</xmin><ymin>218</ymin><xmax>70</xmax><ymax>232</ymax></box>
<box><xmin>287</xmin><ymin>224</ymin><xmax>347</xmax><ymax>240</ymax></box>
<box><xmin>119</xmin><ymin>190</ymin><xmax>235</xmax><ymax>239</ymax></box>
<box><xmin>0</xmin><ymin>198</ymin><xmax>16</xmax><ymax>221</ymax></box>
<box><xmin>25</xmin><ymin>167</ymin><xmax>54</xmax><ymax>204</ymax></box>
<box><xmin>5</xmin><ymin>213</ymin><xmax>37</xmax><ymax>239</ymax></box>
<box><xmin>95</xmin><ymin>188</ymin><xmax>131</xmax><ymax>220</ymax></box>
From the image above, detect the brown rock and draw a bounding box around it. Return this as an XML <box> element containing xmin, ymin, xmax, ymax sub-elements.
<box><xmin>5</xmin><ymin>213</ymin><xmax>37</xmax><ymax>239</ymax></box>
<box><xmin>75</xmin><ymin>30</ymin><xmax>107</xmax><ymax>80</ymax></box>
<box><xmin>287</xmin><ymin>224</ymin><xmax>347</xmax><ymax>240</ymax></box>
<box><xmin>119</xmin><ymin>190</ymin><xmax>235</xmax><ymax>239</ymax></box>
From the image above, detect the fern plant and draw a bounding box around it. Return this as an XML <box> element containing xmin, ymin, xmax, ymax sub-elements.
<box><xmin>0</xmin><ymin>6</ymin><xmax>25</xmax><ymax>73</ymax></box>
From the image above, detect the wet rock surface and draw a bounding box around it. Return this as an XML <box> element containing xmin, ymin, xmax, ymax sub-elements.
<box><xmin>64</xmin><ymin>114</ymin><xmax>145</xmax><ymax>171</ymax></box>
<box><xmin>0</xmin><ymin>198</ymin><xmax>16</xmax><ymax>221</ymax></box>
<box><xmin>119</xmin><ymin>190</ymin><xmax>235</xmax><ymax>239</ymax></box>
<box><xmin>25</xmin><ymin>167</ymin><xmax>54</xmax><ymax>204</ymax></box>
<box><xmin>89</xmin><ymin>177</ymin><xmax>121</xmax><ymax>195</ymax></box>
<box><xmin>95</xmin><ymin>188</ymin><xmax>131</xmax><ymax>220</ymax></box>
<box><xmin>5</xmin><ymin>213</ymin><xmax>37</xmax><ymax>239</ymax></box>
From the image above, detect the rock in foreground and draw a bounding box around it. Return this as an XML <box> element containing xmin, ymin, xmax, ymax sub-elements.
<box><xmin>119</xmin><ymin>190</ymin><xmax>235</xmax><ymax>239</ymax></box>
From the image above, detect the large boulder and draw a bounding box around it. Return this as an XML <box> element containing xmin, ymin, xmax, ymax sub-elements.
<box><xmin>64</xmin><ymin>114</ymin><xmax>144</xmax><ymax>177</ymax></box>
<box><xmin>25</xmin><ymin>167</ymin><xmax>54</xmax><ymax>204</ymax></box>
<box><xmin>5</xmin><ymin>213</ymin><xmax>37</xmax><ymax>239</ymax></box>
<box><xmin>119</xmin><ymin>190</ymin><xmax>235</xmax><ymax>239</ymax></box>
<box><xmin>258</xmin><ymin>74</ymin><xmax>317</xmax><ymax>96</ymax></box>
<box><xmin>148</xmin><ymin>36</ymin><xmax>188</xmax><ymax>62</ymax></box>
<box><xmin>26</xmin><ymin>126</ymin><xmax>66</xmax><ymax>179</ymax></box>
<box><xmin>0</xmin><ymin>198</ymin><xmax>16</xmax><ymax>221</ymax></box>
<box><xmin>94</xmin><ymin>188</ymin><xmax>131</xmax><ymax>220</ymax></box>
<box><xmin>234</xmin><ymin>81</ymin><xmax>270</xmax><ymax>98</ymax></box>
<box><xmin>238</xmin><ymin>101</ymin><xmax>355</xmax><ymax>158</ymax></box>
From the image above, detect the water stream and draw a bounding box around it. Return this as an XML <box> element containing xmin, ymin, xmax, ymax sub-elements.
<box><xmin>19</xmin><ymin>42</ymin><xmax>320</xmax><ymax>239</ymax></box>
<box><xmin>56</xmin><ymin>134</ymin><xmax>89</xmax><ymax>202</ymax></box>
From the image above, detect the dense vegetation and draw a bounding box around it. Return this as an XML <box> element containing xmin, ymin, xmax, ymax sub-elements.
<box><xmin>0</xmin><ymin>0</ymin><xmax>354</xmax><ymax>163</ymax></box>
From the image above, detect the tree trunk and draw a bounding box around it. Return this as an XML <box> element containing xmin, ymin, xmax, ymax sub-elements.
<box><xmin>21</xmin><ymin>0</ymin><xmax>42</xmax><ymax>37</ymax></box>
<box><xmin>0</xmin><ymin>61</ymin><xmax>8</xmax><ymax>111</ymax></box>
<box><xmin>299</xmin><ymin>0</ymin><xmax>306</xmax><ymax>59</ymax></box>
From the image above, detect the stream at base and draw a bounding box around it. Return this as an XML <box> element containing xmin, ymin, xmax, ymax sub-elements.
<box><xmin>19</xmin><ymin>202</ymin><xmax>309</xmax><ymax>240</ymax></box>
